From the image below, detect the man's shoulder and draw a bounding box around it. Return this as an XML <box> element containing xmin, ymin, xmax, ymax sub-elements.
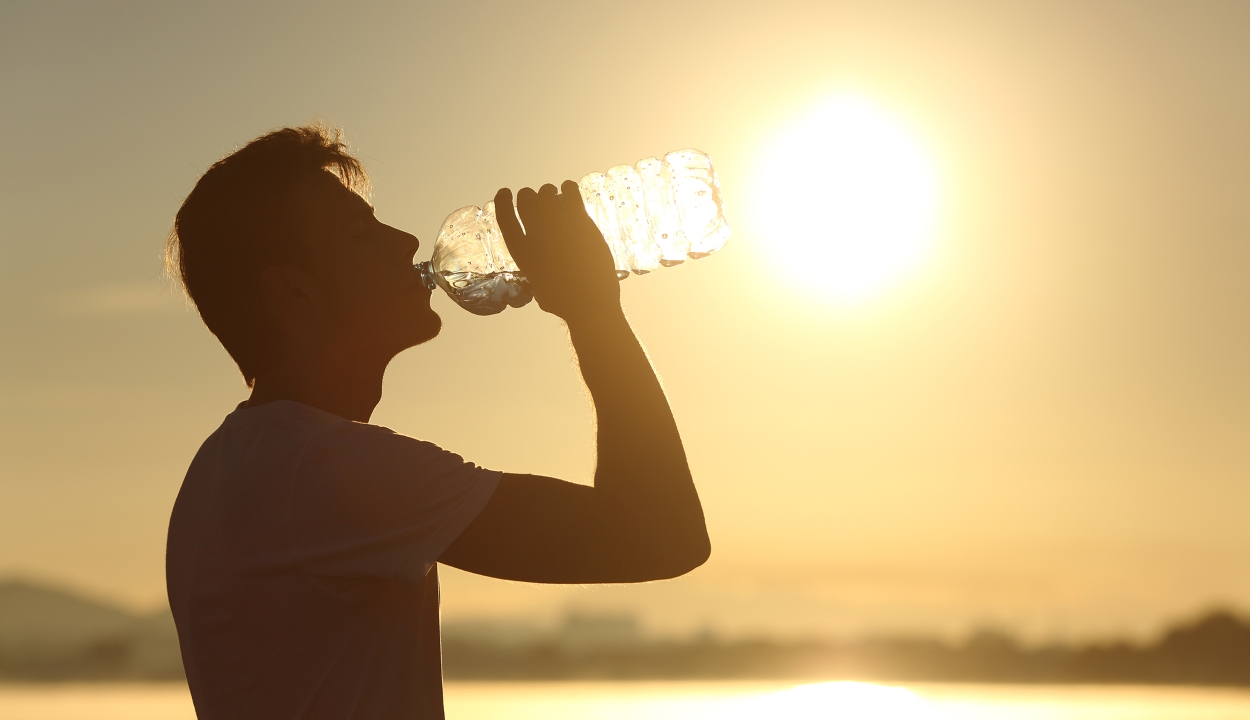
<box><xmin>224</xmin><ymin>399</ymin><xmax>350</xmax><ymax>434</ymax></box>
<box><xmin>301</xmin><ymin>415</ymin><xmax>464</xmax><ymax>474</ymax></box>
<box><xmin>189</xmin><ymin>399</ymin><xmax>478</xmax><ymax>487</ymax></box>
<box><xmin>222</xmin><ymin>401</ymin><xmax>427</xmax><ymax>445</ymax></box>
<box><xmin>184</xmin><ymin>401</ymin><xmax>350</xmax><ymax>478</ymax></box>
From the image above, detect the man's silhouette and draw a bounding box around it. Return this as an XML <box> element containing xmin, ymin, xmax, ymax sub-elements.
<box><xmin>164</xmin><ymin>125</ymin><xmax>710</xmax><ymax>719</ymax></box>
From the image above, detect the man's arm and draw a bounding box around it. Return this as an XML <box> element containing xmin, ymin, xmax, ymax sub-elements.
<box><xmin>438</xmin><ymin>181</ymin><xmax>710</xmax><ymax>583</ymax></box>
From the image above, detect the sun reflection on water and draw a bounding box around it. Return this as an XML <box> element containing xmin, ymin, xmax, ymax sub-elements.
<box><xmin>736</xmin><ymin>681</ymin><xmax>934</xmax><ymax>719</ymax></box>
<box><xmin>440</xmin><ymin>681</ymin><xmax>1250</xmax><ymax>720</ymax></box>
<box><xmin>2</xmin><ymin>681</ymin><xmax>1248</xmax><ymax>720</ymax></box>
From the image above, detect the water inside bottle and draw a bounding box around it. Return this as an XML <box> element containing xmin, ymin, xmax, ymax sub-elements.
<box><xmin>434</xmin><ymin>270</ymin><xmax>533</xmax><ymax>316</ymax></box>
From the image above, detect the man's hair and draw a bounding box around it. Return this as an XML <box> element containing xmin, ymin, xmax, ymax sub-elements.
<box><xmin>166</xmin><ymin>124</ymin><xmax>369</xmax><ymax>387</ymax></box>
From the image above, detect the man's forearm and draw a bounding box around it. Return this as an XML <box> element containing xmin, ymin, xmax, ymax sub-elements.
<box><xmin>565</xmin><ymin>307</ymin><xmax>707</xmax><ymax>551</ymax></box>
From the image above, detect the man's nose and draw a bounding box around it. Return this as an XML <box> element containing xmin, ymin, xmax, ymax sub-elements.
<box><xmin>386</xmin><ymin>224</ymin><xmax>420</xmax><ymax>260</ymax></box>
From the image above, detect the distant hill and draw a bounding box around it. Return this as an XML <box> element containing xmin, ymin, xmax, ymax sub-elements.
<box><xmin>443</xmin><ymin>609</ymin><xmax>1250</xmax><ymax>685</ymax></box>
<box><xmin>3</xmin><ymin>577</ymin><xmax>1249</xmax><ymax>684</ymax></box>
<box><xmin>799</xmin><ymin>609</ymin><xmax>1250</xmax><ymax>685</ymax></box>
<box><xmin>0</xmin><ymin>579</ymin><xmax>183</xmax><ymax>680</ymax></box>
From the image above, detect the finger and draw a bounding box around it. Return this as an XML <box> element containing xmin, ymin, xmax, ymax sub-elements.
<box><xmin>516</xmin><ymin>186</ymin><xmax>540</xmax><ymax>232</ymax></box>
<box><xmin>493</xmin><ymin>187</ymin><xmax>524</xmax><ymax>243</ymax></box>
<box><xmin>561</xmin><ymin>179</ymin><xmax>605</xmax><ymax>248</ymax></box>
<box><xmin>560</xmin><ymin>179</ymin><xmax>591</xmax><ymax>222</ymax></box>
<box><xmin>535</xmin><ymin>183</ymin><xmax>562</xmax><ymax>232</ymax></box>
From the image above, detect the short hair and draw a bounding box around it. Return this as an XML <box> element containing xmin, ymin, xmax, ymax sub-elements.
<box><xmin>166</xmin><ymin>124</ymin><xmax>369</xmax><ymax>387</ymax></box>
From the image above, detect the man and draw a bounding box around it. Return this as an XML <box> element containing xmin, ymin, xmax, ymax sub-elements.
<box><xmin>164</xmin><ymin>124</ymin><xmax>710</xmax><ymax>719</ymax></box>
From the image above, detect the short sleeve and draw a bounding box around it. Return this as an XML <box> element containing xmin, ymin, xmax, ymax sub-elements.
<box><xmin>288</xmin><ymin>421</ymin><xmax>500</xmax><ymax>582</ymax></box>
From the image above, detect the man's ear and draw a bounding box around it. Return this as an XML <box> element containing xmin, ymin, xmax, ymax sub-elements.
<box><xmin>258</xmin><ymin>265</ymin><xmax>314</xmax><ymax>322</ymax></box>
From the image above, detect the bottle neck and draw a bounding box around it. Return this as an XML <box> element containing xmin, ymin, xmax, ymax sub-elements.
<box><xmin>414</xmin><ymin>261</ymin><xmax>437</xmax><ymax>291</ymax></box>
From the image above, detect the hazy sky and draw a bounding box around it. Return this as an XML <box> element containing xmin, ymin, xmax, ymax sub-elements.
<box><xmin>2</xmin><ymin>0</ymin><xmax>1248</xmax><ymax>642</ymax></box>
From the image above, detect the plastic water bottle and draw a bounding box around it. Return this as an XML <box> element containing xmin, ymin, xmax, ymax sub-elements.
<box><xmin>415</xmin><ymin>149</ymin><xmax>730</xmax><ymax>315</ymax></box>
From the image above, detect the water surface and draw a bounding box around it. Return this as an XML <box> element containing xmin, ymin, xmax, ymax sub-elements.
<box><xmin>1</xmin><ymin>681</ymin><xmax>1248</xmax><ymax>719</ymax></box>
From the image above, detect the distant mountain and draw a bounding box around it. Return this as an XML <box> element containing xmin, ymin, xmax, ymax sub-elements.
<box><xmin>443</xmin><ymin>608</ymin><xmax>1250</xmax><ymax>684</ymax></box>
<box><xmin>3</xmin><ymin>577</ymin><xmax>1249</xmax><ymax>684</ymax></box>
<box><xmin>0</xmin><ymin>579</ymin><xmax>183</xmax><ymax>680</ymax></box>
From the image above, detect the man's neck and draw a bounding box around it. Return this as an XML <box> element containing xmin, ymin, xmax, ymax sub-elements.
<box><xmin>247</xmin><ymin>354</ymin><xmax>387</xmax><ymax>423</ymax></box>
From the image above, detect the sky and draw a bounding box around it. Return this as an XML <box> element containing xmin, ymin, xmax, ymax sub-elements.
<box><xmin>1</xmin><ymin>0</ymin><xmax>1249</xmax><ymax>642</ymax></box>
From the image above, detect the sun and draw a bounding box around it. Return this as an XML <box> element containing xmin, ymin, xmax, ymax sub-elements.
<box><xmin>752</xmin><ymin>95</ymin><xmax>939</xmax><ymax>304</ymax></box>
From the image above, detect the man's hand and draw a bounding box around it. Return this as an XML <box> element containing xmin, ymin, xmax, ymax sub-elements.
<box><xmin>495</xmin><ymin>182</ymin><xmax>620</xmax><ymax>323</ymax></box>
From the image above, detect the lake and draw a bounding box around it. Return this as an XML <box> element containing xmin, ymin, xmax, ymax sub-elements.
<box><xmin>1</xmin><ymin>681</ymin><xmax>1249</xmax><ymax>719</ymax></box>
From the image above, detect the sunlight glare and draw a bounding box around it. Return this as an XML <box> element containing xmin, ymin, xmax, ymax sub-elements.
<box><xmin>731</xmin><ymin>681</ymin><xmax>936</xmax><ymax>720</ymax></box>
<box><xmin>752</xmin><ymin>95</ymin><xmax>939</xmax><ymax>304</ymax></box>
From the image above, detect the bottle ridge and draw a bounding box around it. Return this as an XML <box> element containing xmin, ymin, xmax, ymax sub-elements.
<box><xmin>416</xmin><ymin>149</ymin><xmax>730</xmax><ymax>315</ymax></box>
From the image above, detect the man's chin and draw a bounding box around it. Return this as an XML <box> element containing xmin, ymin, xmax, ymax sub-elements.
<box><xmin>410</xmin><ymin>311</ymin><xmax>442</xmax><ymax>347</ymax></box>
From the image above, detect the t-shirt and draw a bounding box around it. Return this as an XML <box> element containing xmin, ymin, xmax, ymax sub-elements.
<box><xmin>166</xmin><ymin>401</ymin><xmax>500</xmax><ymax>720</ymax></box>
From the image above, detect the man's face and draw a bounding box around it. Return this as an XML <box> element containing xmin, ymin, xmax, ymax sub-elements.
<box><xmin>293</xmin><ymin>172</ymin><xmax>440</xmax><ymax>361</ymax></box>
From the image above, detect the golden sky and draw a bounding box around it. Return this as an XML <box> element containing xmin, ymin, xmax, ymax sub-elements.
<box><xmin>1</xmin><ymin>0</ymin><xmax>1248</xmax><ymax>642</ymax></box>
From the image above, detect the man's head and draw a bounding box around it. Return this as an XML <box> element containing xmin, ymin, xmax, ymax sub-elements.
<box><xmin>168</xmin><ymin>125</ymin><xmax>440</xmax><ymax>387</ymax></box>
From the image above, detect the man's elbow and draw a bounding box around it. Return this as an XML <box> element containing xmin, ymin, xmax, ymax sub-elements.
<box><xmin>682</xmin><ymin>532</ymin><xmax>712</xmax><ymax>573</ymax></box>
<box><xmin>648</xmin><ymin>529</ymin><xmax>711</xmax><ymax>580</ymax></box>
